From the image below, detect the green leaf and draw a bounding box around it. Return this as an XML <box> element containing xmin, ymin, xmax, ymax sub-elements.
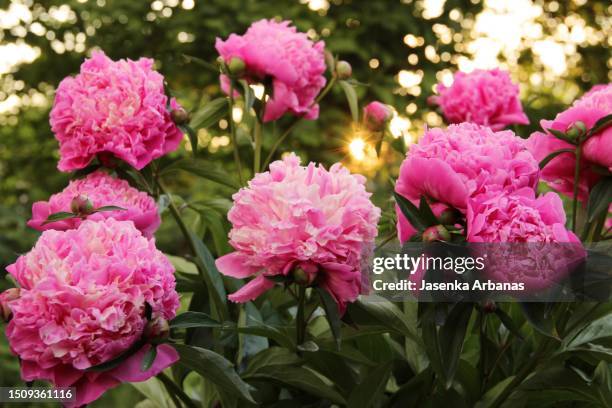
<box><xmin>240</xmin><ymin>80</ymin><xmax>255</xmax><ymax>113</ymax></box>
<box><xmin>418</xmin><ymin>195</ymin><xmax>438</xmax><ymax>226</ymax></box>
<box><xmin>244</xmin><ymin>347</ymin><xmax>302</xmax><ymax>377</ymax></box>
<box><xmin>141</xmin><ymin>345</ymin><xmax>157</xmax><ymax>372</ymax></box>
<box><xmin>86</xmin><ymin>339</ymin><xmax>146</xmax><ymax>372</ymax></box>
<box><xmin>546</xmin><ymin>128</ymin><xmax>577</xmax><ymax>145</ymax></box>
<box><xmin>587</xmin><ymin>177</ymin><xmax>612</xmax><ymax>222</ymax></box>
<box><xmin>346</xmin><ymin>360</ymin><xmax>393</xmax><ymax>408</ymax></box>
<box><xmin>592</xmin><ymin>361</ymin><xmax>612</xmax><ymax>405</ymax></box>
<box><xmin>169</xmin><ymin>311</ymin><xmax>222</xmax><ymax>329</ymax></box>
<box><xmin>173</xmin><ymin>344</ymin><xmax>255</xmax><ymax>404</ymax></box>
<box><xmin>589</xmin><ymin>113</ymin><xmax>612</xmax><ymax>136</ymax></box>
<box><xmin>189</xmin><ymin>97</ymin><xmax>228</xmax><ymax>130</ymax></box>
<box><xmin>189</xmin><ymin>231</ymin><xmax>229</xmax><ymax>322</ymax></box>
<box><xmin>181</xmin><ymin>54</ymin><xmax>220</xmax><ymax>74</ymax></box>
<box><xmin>394</xmin><ymin>192</ymin><xmax>427</xmax><ymax>232</ymax></box>
<box><xmin>161</xmin><ymin>158</ymin><xmax>239</xmax><ymax>190</ymax></box>
<box><xmin>339</xmin><ymin>80</ymin><xmax>359</xmax><ymax>122</ymax></box>
<box><xmin>520</xmin><ymin>302</ymin><xmax>558</xmax><ymax>338</ymax></box>
<box><xmin>42</xmin><ymin>211</ymin><xmax>76</xmax><ymax>225</ymax></box>
<box><xmin>494</xmin><ymin>308</ymin><xmax>524</xmax><ymax>341</ymax></box>
<box><xmin>349</xmin><ymin>297</ymin><xmax>419</xmax><ymax>342</ymax></box>
<box><xmin>237</xmin><ymin>302</ymin><xmax>269</xmax><ymax>365</ymax></box>
<box><xmin>189</xmin><ymin>204</ymin><xmax>231</xmax><ymax>255</ymax></box>
<box><xmin>244</xmin><ymin>364</ymin><xmax>346</xmax><ymax>405</ymax></box>
<box><xmin>563</xmin><ymin>314</ymin><xmax>612</xmax><ymax>350</ymax></box>
<box><xmin>180</xmin><ymin>124</ymin><xmax>198</xmax><ymax>156</ymax></box>
<box><xmin>296</xmin><ymin>340</ymin><xmax>319</xmax><ymax>352</ymax></box>
<box><xmin>420</xmin><ymin>307</ymin><xmax>446</xmax><ymax>384</ymax></box>
<box><xmin>439</xmin><ymin>303</ymin><xmax>473</xmax><ymax>388</ymax></box>
<box><xmin>474</xmin><ymin>376</ymin><xmax>515</xmax><ymax>408</ymax></box>
<box><xmin>235</xmin><ymin>323</ymin><xmax>295</xmax><ymax>349</ymax></box>
<box><xmin>95</xmin><ymin>205</ymin><xmax>126</xmax><ymax>212</ymax></box>
<box><xmin>317</xmin><ymin>287</ymin><xmax>342</xmax><ymax>349</ymax></box>
<box><xmin>539</xmin><ymin>148</ymin><xmax>575</xmax><ymax>170</ymax></box>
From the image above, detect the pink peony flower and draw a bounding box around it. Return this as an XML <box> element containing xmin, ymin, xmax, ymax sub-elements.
<box><xmin>466</xmin><ymin>188</ymin><xmax>582</xmax><ymax>290</ymax></box>
<box><xmin>50</xmin><ymin>51</ymin><xmax>183</xmax><ymax>172</ymax></box>
<box><xmin>28</xmin><ymin>171</ymin><xmax>160</xmax><ymax>237</ymax></box>
<box><xmin>395</xmin><ymin>123</ymin><xmax>539</xmax><ymax>242</ymax></box>
<box><xmin>216</xmin><ymin>153</ymin><xmax>380</xmax><ymax>313</ymax></box>
<box><xmin>527</xmin><ymin>83</ymin><xmax>612</xmax><ymax>201</ymax></box>
<box><xmin>433</xmin><ymin>69</ymin><xmax>529</xmax><ymax>130</ymax></box>
<box><xmin>467</xmin><ymin>188</ymin><xmax>578</xmax><ymax>243</ymax></box>
<box><xmin>3</xmin><ymin>219</ymin><xmax>179</xmax><ymax>407</ymax></box>
<box><xmin>363</xmin><ymin>101</ymin><xmax>393</xmax><ymax>131</ymax></box>
<box><xmin>215</xmin><ymin>19</ymin><xmax>327</xmax><ymax>122</ymax></box>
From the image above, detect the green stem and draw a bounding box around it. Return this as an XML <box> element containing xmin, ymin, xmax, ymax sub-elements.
<box><xmin>254</xmin><ymin>118</ymin><xmax>263</xmax><ymax>173</ymax></box>
<box><xmin>228</xmin><ymin>82</ymin><xmax>244</xmax><ymax>186</ymax></box>
<box><xmin>262</xmin><ymin>75</ymin><xmax>337</xmax><ymax>170</ymax></box>
<box><xmin>571</xmin><ymin>144</ymin><xmax>582</xmax><ymax>233</ymax></box>
<box><xmin>478</xmin><ymin>311</ymin><xmax>487</xmax><ymax>392</ymax></box>
<box><xmin>296</xmin><ymin>285</ymin><xmax>307</xmax><ymax>346</ymax></box>
<box><xmin>157</xmin><ymin>372</ymin><xmax>198</xmax><ymax>408</ymax></box>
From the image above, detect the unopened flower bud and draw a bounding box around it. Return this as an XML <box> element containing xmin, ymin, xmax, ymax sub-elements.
<box><xmin>170</xmin><ymin>108</ymin><xmax>190</xmax><ymax>125</ymax></box>
<box><xmin>144</xmin><ymin>316</ymin><xmax>170</xmax><ymax>339</ymax></box>
<box><xmin>335</xmin><ymin>60</ymin><xmax>352</xmax><ymax>79</ymax></box>
<box><xmin>422</xmin><ymin>225</ymin><xmax>451</xmax><ymax>242</ymax></box>
<box><xmin>566</xmin><ymin>121</ymin><xmax>587</xmax><ymax>139</ymax></box>
<box><xmin>228</xmin><ymin>57</ymin><xmax>246</xmax><ymax>76</ymax></box>
<box><xmin>438</xmin><ymin>208</ymin><xmax>460</xmax><ymax>225</ymax></box>
<box><xmin>292</xmin><ymin>264</ymin><xmax>318</xmax><ymax>286</ymax></box>
<box><xmin>481</xmin><ymin>299</ymin><xmax>497</xmax><ymax>313</ymax></box>
<box><xmin>71</xmin><ymin>195</ymin><xmax>94</xmax><ymax>215</ymax></box>
<box><xmin>363</xmin><ymin>101</ymin><xmax>393</xmax><ymax>131</ymax></box>
<box><xmin>0</xmin><ymin>288</ymin><xmax>20</xmax><ymax>322</ymax></box>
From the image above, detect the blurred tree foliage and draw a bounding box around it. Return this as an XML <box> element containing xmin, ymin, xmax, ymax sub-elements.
<box><xmin>0</xmin><ymin>0</ymin><xmax>609</xmax><ymax>402</ymax></box>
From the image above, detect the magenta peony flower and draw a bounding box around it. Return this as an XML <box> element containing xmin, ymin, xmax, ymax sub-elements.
<box><xmin>215</xmin><ymin>153</ymin><xmax>380</xmax><ymax>313</ymax></box>
<box><xmin>3</xmin><ymin>219</ymin><xmax>179</xmax><ymax>407</ymax></box>
<box><xmin>466</xmin><ymin>188</ymin><xmax>582</xmax><ymax>290</ymax></box>
<box><xmin>467</xmin><ymin>188</ymin><xmax>579</xmax><ymax>243</ymax></box>
<box><xmin>527</xmin><ymin>83</ymin><xmax>611</xmax><ymax>201</ymax></box>
<box><xmin>363</xmin><ymin>101</ymin><xmax>393</xmax><ymax>131</ymax></box>
<box><xmin>28</xmin><ymin>171</ymin><xmax>160</xmax><ymax>237</ymax></box>
<box><xmin>215</xmin><ymin>19</ymin><xmax>327</xmax><ymax>122</ymax></box>
<box><xmin>50</xmin><ymin>51</ymin><xmax>183</xmax><ymax>172</ymax></box>
<box><xmin>433</xmin><ymin>69</ymin><xmax>529</xmax><ymax>130</ymax></box>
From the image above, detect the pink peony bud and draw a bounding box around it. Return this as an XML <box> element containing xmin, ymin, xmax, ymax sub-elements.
<box><xmin>70</xmin><ymin>194</ymin><xmax>94</xmax><ymax>215</ymax></box>
<box><xmin>422</xmin><ymin>225</ymin><xmax>451</xmax><ymax>242</ymax></box>
<box><xmin>363</xmin><ymin>101</ymin><xmax>393</xmax><ymax>131</ymax></box>
<box><xmin>227</xmin><ymin>57</ymin><xmax>246</xmax><ymax>76</ymax></box>
<box><xmin>481</xmin><ymin>299</ymin><xmax>497</xmax><ymax>313</ymax></box>
<box><xmin>0</xmin><ymin>288</ymin><xmax>20</xmax><ymax>322</ymax></box>
<box><xmin>170</xmin><ymin>108</ymin><xmax>190</xmax><ymax>125</ymax></box>
<box><xmin>335</xmin><ymin>60</ymin><xmax>352</xmax><ymax>79</ymax></box>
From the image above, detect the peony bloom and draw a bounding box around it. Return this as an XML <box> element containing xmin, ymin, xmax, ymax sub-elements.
<box><xmin>3</xmin><ymin>219</ymin><xmax>179</xmax><ymax>407</ymax></box>
<box><xmin>433</xmin><ymin>69</ymin><xmax>529</xmax><ymax>130</ymax></box>
<box><xmin>216</xmin><ymin>19</ymin><xmax>327</xmax><ymax>122</ymax></box>
<box><xmin>527</xmin><ymin>83</ymin><xmax>611</xmax><ymax>201</ymax></box>
<box><xmin>466</xmin><ymin>188</ymin><xmax>582</xmax><ymax>290</ymax></box>
<box><xmin>216</xmin><ymin>153</ymin><xmax>380</xmax><ymax>313</ymax></box>
<box><xmin>28</xmin><ymin>171</ymin><xmax>160</xmax><ymax>237</ymax></box>
<box><xmin>395</xmin><ymin>123</ymin><xmax>539</xmax><ymax>242</ymax></box>
<box><xmin>50</xmin><ymin>51</ymin><xmax>183</xmax><ymax>172</ymax></box>
<box><xmin>363</xmin><ymin>101</ymin><xmax>393</xmax><ymax>131</ymax></box>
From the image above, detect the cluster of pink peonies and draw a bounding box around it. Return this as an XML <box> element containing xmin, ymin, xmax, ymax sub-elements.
<box><xmin>432</xmin><ymin>69</ymin><xmax>529</xmax><ymax>130</ymax></box>
<box><xmin>50</xmin><ymin>51</ymin><xmax>184</xmax><ymax>172</ymax></box>
<box><xmin>28</xmin><ymin>170</ymin><xmax>161</xmax><ymax>237</ymax></box>
<box><xmin>2</xmin><ymin>219</ymin><xmax>179</xmax><ymax>407</ymax></box>
<box><xmin>528</xmin><ymin>83</ymin><xmax>611</xmax><ymax>201</ymax></box>
<box><xmin>216</xmin><ymin>19</ymin><xmax>327</xmax><ymax>122</ymax></box>
<box><xmin>216</xmin><ymin>153</ymin><xmax>381</xmax><ymax>313</ymax></box>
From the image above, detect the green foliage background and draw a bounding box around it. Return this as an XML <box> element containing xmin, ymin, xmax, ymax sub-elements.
<box><xmin>0</xmin><ymin>0</ymin><xmax>610</xmax><ymax>406</ymax></box>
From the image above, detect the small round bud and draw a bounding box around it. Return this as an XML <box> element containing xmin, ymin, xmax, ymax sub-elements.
<box><xmin>0</xmin><ymin>288</ymin><xmax>20</xmax><ymax>322</ymax></box>
<box><xmin>422</xmin><ymin>225</ymin><xmax>451</xmax><ymax>242</ymax></box>
<box><xmin>71</xmin><ymin>195</ymin><xmax>94</xmax><ymax>215</ymax></box>
<box><xmin>170</xmin><ymin>108</ymin><xmax>190</xmax><ymax>125</ymax></box>
<box><xmin>566</xmin><ymin>121</ymin><xmax>587</xmax><ymax>140</ymax></box>
<box><xmin>228</xmin><ymin>57</ymin><xmax>246</xmax><ymax>76</ymax></box>
<box><xmin>481</xmin><ymin>300</ymin><xmax>497</xmax><ymax>313</ymax></box>
<box><xmin>292</xmin><ymin>264</ymin><xmax>318</xmax><ymax>286</ymax></box>
<box><xmin>144</xmin><ymin>316</ymin><xmax>170</xmax><ymax>340</ymax></box>
<box><xmin>335</xmin><ymin>60</ymin><xmax>352</xmax><ymax>79</ymax></box>
<box><xmin>438</xmin><ymin>208</ymin><xmax>460</xmax><ymax>226</ymax></box>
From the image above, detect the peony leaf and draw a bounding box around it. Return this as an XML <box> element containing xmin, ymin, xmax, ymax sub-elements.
<box><xmin>519</xmin><ymin>302</ymin><xmax>558</xmax><ymax>339</ymax></box>
<box><xmin>546</xmin><ymin>128</ymin><xmax>578</xmax><ymax>145</ymax></box>
<box><xmin>141</xmin><ymin>345</ymin><xmax>157</xmax><ymax>372</ymax></box>
<box><xmin>42</xmin><ymin>211</ymin><xmax>77</xmax><ymax>225</ymax></box>
<box><xmin>586</xmin><ymin>177</ymin><xmax>612</xmax><ymax>223</ymax></box>
<box><xmin>189</xmin><ymin>97</ymin><xmax>228</xmax><ymax>130</ymax></box>
<box><xmin>317</xmin><ymin>287</ymin><xmax>342</xmax><ymax>350</ymax></box>
<box><xmin>95</xmin><ymin>205</ymin><xmax>126</xmax><ymax>212</ymax></box>
<box><xmin>394</xmin><ymin>192</ymin><xmax>427</xmax><ymax>232</ymax></box>
<box><xmin>161</xmin><ymin>158</ymin><xmax>239</xmax><ymax>190</ymax></box>
<box><xmin>418</xmin><ymin>196</ymin><xmax>439</xmax><ymax>227</ymax></box>
<box><xmin>494</xmin><ymin>308</ymin><xmax>525</xmax><ymax>341</ymax></box>
<box><xmin>169</xmin><ymin>312</ymin><xmax>222</xmax><ymax>329</ymax></box>
<box><xmin>180</xmin><ymin>124</ymin><xmax>198</xmax><ymax>156</ymax></box>
<box><xmin>588</xmin><ymin>113</ymin><xmax>612</xmax><ymax>137</ymax></box>
<box><xmin>538</xmin><ymin>148</ymin><xmax>575</xmax><ymax>170</ymax></box>
<box><xmin>173</xmin><ymin>344</ymin><xmax>255</xmax><ymax>404</ymax></box>
<box><xmin>438</xmin><ymin>303</ymin><xmax>473</xmax><ymax>388</ymax></box>
<box><xmin>346</xmin><ymin>360</ymin><xmax>393</xmax><ymax>408</ymax></box>
<box><xmin>339</xmin><ymin>80</ymin><xmax>359</xmax><ymax>122</ymax></box>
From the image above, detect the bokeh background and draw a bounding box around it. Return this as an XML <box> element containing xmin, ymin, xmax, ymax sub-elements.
<box><xmin>0</xmin><ymin>0</ymin><xmax>610</xmax><ymax>405</ymax></box>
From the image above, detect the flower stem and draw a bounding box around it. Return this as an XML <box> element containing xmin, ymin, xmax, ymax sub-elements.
<box><xmin>262</xmin><ymin>75</ymin><xmax>337</xmax><ymax>170</ymax></box>
<box><xmin>571</xmin><ymin>144</ymin><xmax>582</xmax><ymax>233</ymax></box>
<box><xmin>254</xmin><ymin>118</ymin><xmax>262</xmax><ymax>173</ymax></box>
<box><xmin>228</xmin><ymin>82</ymin><xmax>244</xmax><ymax>186</ymax></box>
<box><xmin>157</xmin><ymin>372</ymin><xmax>198</xmax><ymax>408</ymax></box>
<box><xmin>296</xmin><ymin>285</ymin><xmax>307</xmax><ymax>346</ymax></box>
